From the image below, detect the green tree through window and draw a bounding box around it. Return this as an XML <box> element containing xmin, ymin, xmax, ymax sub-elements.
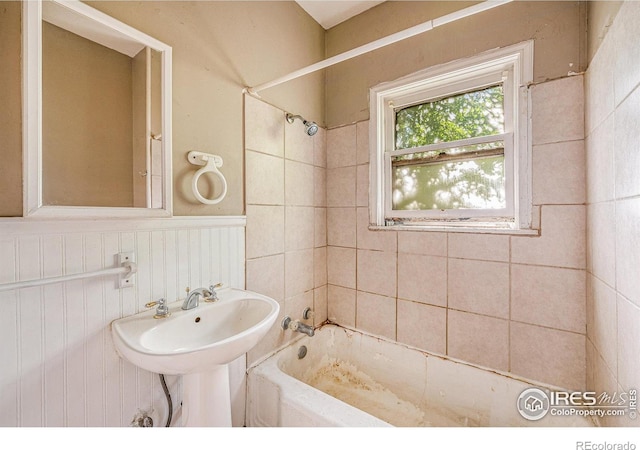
<box><xmin>392</xmin><ymin>85</ymin><xmax>506</xmax><ymax>211</ymax></box>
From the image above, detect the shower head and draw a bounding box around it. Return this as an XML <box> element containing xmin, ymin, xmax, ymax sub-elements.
<box><xmin>286</xmin><ymin>113</ymin><xmax>319</xmax><ymax>137</ymax></box>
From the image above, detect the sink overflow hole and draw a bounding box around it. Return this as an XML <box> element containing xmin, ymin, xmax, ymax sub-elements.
<box><xmin>195</xmin><ymin>317</ymin><xmax>201</xmax><ymax>323</ymax></box>
<box><xmin>298</xmin><ymin>345</ymin><xmax>307</xmax><ymax>359</ymax></box>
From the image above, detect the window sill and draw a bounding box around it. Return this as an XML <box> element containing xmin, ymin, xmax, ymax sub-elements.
<box><xmin>369</xmin><ymin>223</ymin><xmax>539</xmax><ymax>236</ymax></box>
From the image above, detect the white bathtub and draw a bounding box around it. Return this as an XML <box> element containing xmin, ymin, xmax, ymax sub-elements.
<box><xmin>247</xmin><ymin>325</ymin><xmax>595</xmax><ymax>427</ymax></box>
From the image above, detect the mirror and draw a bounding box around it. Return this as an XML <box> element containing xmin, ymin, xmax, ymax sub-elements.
<box><xmin>23</xmin><ymin>0</ymin><xmax>173</xmax><ymax>217</ymax></box>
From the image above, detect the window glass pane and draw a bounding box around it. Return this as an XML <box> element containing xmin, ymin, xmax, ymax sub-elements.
<box><xmin>395</xmin><ymin>85</ymin><xmax>504</xmax><ymax>150</ymax></box>
<box><xmin>392</xmin><ymin>152</ymin><xmax>506</xmax><ymax>211</ymax></box>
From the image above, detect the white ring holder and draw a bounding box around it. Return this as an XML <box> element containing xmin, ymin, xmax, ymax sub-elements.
<box><xmin>187</xmin><ymin>151</ymin><xmax>228</xmax><ymax>205</ymax></box>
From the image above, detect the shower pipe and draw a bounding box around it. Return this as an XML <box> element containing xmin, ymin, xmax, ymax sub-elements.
<box><xmin>244</xmin><ymin>0</ymin><xmax>513</xmax><ymax>96</ymax></box>
<box><xmin>0</xmin><ymin>260</ymin><xmax>137</xmax><ymax>292</ymax></box>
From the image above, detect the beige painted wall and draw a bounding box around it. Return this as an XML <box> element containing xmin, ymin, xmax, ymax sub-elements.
<box><xmin>325</xmin><ymin>1</ymin><xmax>587</xmax><ymax>127</ymax></box>
<box><xmin>89</xmin><ymin>1</ymin><xmax>325</xmax><ymax>216</ymax></box>
<box><xmin>587</xmin><ymin>0</ymin><xmax>622</xmax><ymax>61</ymax></box>
<box><xmin>43</xmin><ymin>22</ymin><xmax>134</xmax><ymax>207</ymax></box>
<box><xmin>0</xmin><ymin>1</ymin><xmax>325</xmax><ymax>216</ymax></box>
<box><xmin>0</xmin><ymin>2</ymin><xmax>22</xmax><ymax>216</ymax></box>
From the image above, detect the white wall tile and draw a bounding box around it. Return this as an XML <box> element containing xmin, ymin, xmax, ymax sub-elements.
<box><xmin>532</xmin><ymin>140</ymin><xmax>585</xmax><ymax>205</ymax></box>
<box><xmin>511</xmin><ymin>264</ymin><xmax>586</xmax><ymax>333</ymax></box>
<box><xmin>356</xmin><ymin>207</ymin><xmax>396</xmax><ymax>252</ymax></box>
<box><xmin>397</xmin><ymin>231</ymin><xmax>447</xmax><ymax>257</ymax></box>
<box><xmin>448</xmin><ymin>259</ymin><xmax>509</xmax><ymax>319</ymax></box>
<box><xmin>285</xmin><ymin>160</ymin><xmax>315</xmax><ymax>206</ymax></box>
<box><xmin>397</xmin><ymin>253</ymin><xmax>447</xmax><ymax>307</ymax></box>
<box><xmin>356</xmin><ymin>249</ymin><xmax>397</xmax><ymax>298</ymax></box>
<box><xmin>397</xmin><ymin>300</ymin><xmax>446</xmax><ymax>355</ymax></box>
<box><xmin>356</xmin><ymin>120</ymin><xmax>370</xmax><ymax>165</ymax></box>
<box><xmin>327</xmin><ymin>285</ymin><xmax>356</xmax><ymax>327</ymax></box>
<box><xmin>314</xmin><ymin>208</ymin><xmax>327</xmax><ymax>248</ymax></box>
<box><xmin>614</xmin><ymin>87</ymin><xmax>640</xmax><ymax>199</ymax></box>
<box><xmin>356</xmin><ymin>291</ymin><xmax>396</xmax><ymax>340</ymax></box>
<box><xmin>326</xmin><ymin>166</ymin><xmax>356</xmax><ymax>207</ymax></box>
<box><xmin>448</xmin><ymin>310</ymin><xmax>509</xmax><ymax>372</ymax></box>
<box><xmin>314</xmin><ymin>247</ymin><xmax>327</xmax><ymax>288</ymax></box>
<box><xmin>284</xmin><ymin>249</ymin><xmax>314</xmax><ymax>298</ymax></box>
<box><xmin>313</xmin><ymin>126</ymin><xmax>327</xmax><ymax>168</ymax></box>
<box><xmin>585</xmin><ymin>34</ymin><xmax>615</xmax><ymax>134</ymax></box>
<box><xmin>327</xmin><ymin>124</ymin><xmax>356</xmax><ymax>168</ymax></box>
<box><xmin>586</xmin><ymin>115</ymin><xmax>615</xmax><ymax>204</ymax></box>
<box><xmin>284</xmin><ymin>290</ymin><xmax>313</xmax><ymax>322</ymax></box>
<box><xmin>615</xmin><ymin>198</ymin><xmax>640</xmax><ymax>308</ymax></box>
<box><xmin>245</xmin><ymin>151</ymin><xmax>284</xmax><ymax>205</ymax></box>
<box><xmin>617</xmin><ymin>295</ymin><xmax>640</xmax><ymax>392</ymax></box>
<box><xmin>512</xmin><ymin>205</ymin><xmax>585</xmax><ymax>269</ymax></box>
<box><xmin>327</xmin><ymin>207</ymin><xmax>356</xmax><ymax>248</ymax></box>
<box><xmin>612</xmin><ymin>2</ymin><xmax>640</xmax><ymax>107</ymax></box>
<box><xmin>246</xmin><ymin>254</ymin><xmax>285</xmax><ymax>304</ymax></box>
<box><xmin>356</xmin><ymin>164</ymin><xmax>369</xmax><ymax>207</ymax></box>
<box><xmin>314</xmin><ymin>166</ymin><xmax>326</xmax><ymax>207</ymax></box>
<box><xmin>244</xmin><ymin>95</ymin><xmax>284</xmax><ymax>157</ymax></box>
<box><xmin>510</xmin><ymin>322</ymin><xmax>585</xmax><ymax>391</ymax></box>
<box><xmin>327</xmin><ymin>246</ymin><xmax>356</xmax><ymax>289</ymax></box>
<box><xmin>532</xmin><ymin>76</ymin><xmax>584</xmax><ymax>145</ymax></box>
<box><xmin>285</xmin><ymin>206</ymin><xmax>315</xmax><ymax>251</ymax></box>
<box><xmin>447</xmin><ymin>233</ymin><xmax>509</xmax><ymax>262</ymax></box>
<box><xmin>246</xmin><ymin>205</ymin><xmax>284</xmax><ymax>259</ymax></box>
<box><xmin>586</xmin><ymin>202</ymin><xmax>616</xmax><ymax>287</ymax></box>
<box><xmin>313</xmin><ymin>286</ymin><xmax>328</xmax><ymax>327</ymax></box>
<box><xmin>587</xmin><ymin>275</ymin><xmax>618</xmax><ymax>374</ymax></box>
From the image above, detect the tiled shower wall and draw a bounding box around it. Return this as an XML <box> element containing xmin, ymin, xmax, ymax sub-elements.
<box><xmin>0</xmin><ymin>217</ymin><xmax>246</xmax><ymax>426</ymax></box>
<box><xmin>244</xmin><ymin>95</ymin><xmax>328</xmax><ymax>365</ymax></box>
<box><xmin>585</xmin><ymin>1</ymin><xmax>640</xmax><ymax>426</ymax></box>
<box><xmin>326</xmin><ymin>75</ymin><xmax>588</xmax><ymax>391</ymax></box>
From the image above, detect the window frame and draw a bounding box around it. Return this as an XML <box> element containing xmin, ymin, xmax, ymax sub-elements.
<box><xmin>369</xmin><ymin>41</ymin><xmax>534</xmax><ymax>230</ymax></box>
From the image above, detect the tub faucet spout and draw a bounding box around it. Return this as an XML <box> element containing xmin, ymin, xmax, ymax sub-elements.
<box><xmin>294</xmin><ymin>321</ymin><xmax>314</xmax><ymax>337</ymax></box>
<box><xmin>282</xmin><ymin>316</ymin><xmax>315</xmax><ymax>337</ymax></box>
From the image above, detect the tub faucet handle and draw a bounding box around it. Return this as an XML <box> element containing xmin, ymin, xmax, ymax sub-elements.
<box><xmin>302</xmin><ymin>307</ymin><xmax>314</xmax><ymax>320</ymax></box>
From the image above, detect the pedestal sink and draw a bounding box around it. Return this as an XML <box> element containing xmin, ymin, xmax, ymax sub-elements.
<box><xmin>111</xmin><ymin>287</ymin><xmax>279</xmax><ymax>427</ymax></box>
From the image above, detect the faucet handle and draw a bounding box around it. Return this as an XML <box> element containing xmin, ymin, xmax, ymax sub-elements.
<box><xmin>204</xmin><ymin>283</ymin><xmax>223</xmax><ymax>302</ymax></box>
<box><xmin>303</xmin><ymin>307</ymin><xmax>314</xmax><ymax>320</ymax></box>
<box><xmin>152</xmin><ymin>298</ymin><xmax>170</xmax><ymax>319</ymax></box>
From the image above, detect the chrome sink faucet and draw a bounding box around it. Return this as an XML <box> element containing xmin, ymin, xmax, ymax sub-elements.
<box><xmin>181</xmin><ymin>284</ymin><xmax>222</xmax><ymax>310</ymax></box>
<box><xmin>182</xmin><ymin>287</ymin><xmax>212</xmax><ymax>310</ymax></box>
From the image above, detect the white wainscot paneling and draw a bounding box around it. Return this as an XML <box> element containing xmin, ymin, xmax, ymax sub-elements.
<box><xmin>0</xmin><ymin>217</ymin><xmax>246</xmax><ymax>427</ymax></box>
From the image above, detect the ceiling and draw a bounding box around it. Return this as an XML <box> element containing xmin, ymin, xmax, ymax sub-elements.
<box><xmin>295</xmin><ymin>1</ymin><xmax>386</xmax><ymax>29</ymax></box>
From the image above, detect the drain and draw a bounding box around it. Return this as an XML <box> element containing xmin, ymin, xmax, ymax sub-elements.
<box><xmin>195</xmin><ymin>317</ymin><xmax>201</xmax><ymax>323</ymax></box>
<box><xmin>297</xmin><ymin>345</ymin><xmax>307</xmax><ymax>359</ymax></box>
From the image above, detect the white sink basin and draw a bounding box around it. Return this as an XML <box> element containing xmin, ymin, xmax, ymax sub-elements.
<box><xmin>111</xmin><ymin>287</ymin><xmax>279</xmax><ymax>375</ymax></box>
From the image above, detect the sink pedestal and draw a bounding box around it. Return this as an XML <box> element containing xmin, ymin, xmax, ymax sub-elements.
<box><xmin>182</xmin><ymin>365</ymin><xmax>231</xmax><ymax>427</ymax></box>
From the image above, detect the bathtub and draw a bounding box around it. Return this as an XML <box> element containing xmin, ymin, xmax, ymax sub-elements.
<box><xmin>247</xmin><ymin>325</ymin><xmax>595</xmax><ymax>427</ymax></box>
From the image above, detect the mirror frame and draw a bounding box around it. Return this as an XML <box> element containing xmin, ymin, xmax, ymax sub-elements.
<box><xmin>23</xmin><ymin>0</ymin><xmax>173</xmax><ymax>218</ymax></box>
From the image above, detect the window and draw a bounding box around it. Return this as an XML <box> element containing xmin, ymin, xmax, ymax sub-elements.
<box><xmin>369</xmin><ymin>41</ymin><xmax>533</xmax><ymax>230</ymax></box>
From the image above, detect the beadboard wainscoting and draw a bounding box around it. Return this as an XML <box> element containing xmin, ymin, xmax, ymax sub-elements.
<box><xmin>0</xmin><ymin>216</ymin><xmax>246</xmax><ymax>427</ymax></box>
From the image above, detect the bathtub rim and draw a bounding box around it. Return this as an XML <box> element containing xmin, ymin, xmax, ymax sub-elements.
<box><xmin>248</xmin><ymin>322</ymin><xmax>583</xmax><ymax>397</ymax></box>
<box><xmin>247</xmin><ymin>323</ymin><xmax>599</xmax><ymax>427</ymax></box>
